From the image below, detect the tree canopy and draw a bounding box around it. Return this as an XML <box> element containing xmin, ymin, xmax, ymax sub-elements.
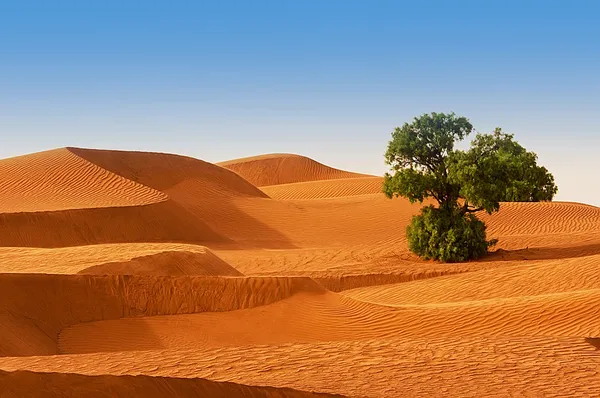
<box><xmin>384</xmin><ymin>112</ymin><xmax>558</xmax><ymax>262</ymax></box>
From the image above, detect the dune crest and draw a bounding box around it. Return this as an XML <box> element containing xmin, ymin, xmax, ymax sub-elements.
<box><xmin>218</xmin><ymin>153</ymin><xmax>371</xmax><ymax>187</ymax></box>
<box><xmin>78</xmin><ymin>249</ymin><xmax>244</xmax><ymax>277</ymax></box>
<box><xmin>0</xmin><ymin>148</ymin><xmax>167</xmax><ymax>213</ymax></box>
<box><xmin>57</xmin><ymin>286</ymin><xmax>600</xmax><ymax>355</ymax></box>
<box><xmin>261</xmin><ymin>176</ymin><xmax>384</xmax><ymax>200</ymax></box>
<box><xmin>0</xmin><ymin>274</ymin><xmax>324</xmax><ymax>357</ymax></box>
<box><xmin>0</xmin><ymin>243</ymin><xmax>230</xmax><ymax>274</ymax></box>
<box><xmin>0</xmin><ymin>370</ymin><xmax>341</xmax><ymax>398</ymax></box>
<box><xmin>69</xmin><ymin>147</ymin><xmax>267</xmax><ymax>198</ymax></box>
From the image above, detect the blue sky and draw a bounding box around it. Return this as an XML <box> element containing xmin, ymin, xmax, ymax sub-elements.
<box><xmin>1</xmin><ymin>1</ymin><xmax>598</xmax><ymax>205</ymax></box>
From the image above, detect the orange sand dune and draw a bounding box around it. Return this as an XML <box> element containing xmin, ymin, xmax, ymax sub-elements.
<box><xmin>0</xmin><ymin>370</ymin><xmax>340</xmax><ymax>398</ymax></box>
<box><xmin>0</xmin><ymin>243</ymin><xmax>228</xmax><ymax>274</ymax></box>
<box><xmin>0</xmin><ymin>274</ymin><xmax>322</xmax><ymax>356</ymax></box>
<box><xmin>218</xmin><ymin>153</ymin><xmax>371</xmax><ymax>187</ymax></box>
<box><xmin>78</xmin><ymin>250</ymin><xmax>243</xmax><ymax>277</ymax></box>
<box><xmin>0</xmin><ymin>147</ymin><xmax>272</xmax><ymax>248</ymax></box>
<box><xmin>2</xmin><ymin>336</ymin><xmax>597</xmax><ymax>397</ymax></box>
<box><xmin>0</xmin><ymin>148</ymin><xmax>167</xmax><ymax>213</ymax></box>
<box><xmin>343</xmin><ymin>253</ymin><xmax>600</xmax><ymax>305</ymax></box>
<box><xmin>483</xmin><ymin>201</ymin><xmax>600</xmax><ymax>237</ymax></box>
<box><xmin>2</xmin><ymin>147</ymin><xmax>600</xmax><ymax>396</ymax></box>
<box><xmin>69</xmin><ymin>147</ymin><xmax>267</xmax><ymax>199</ymax></box>
<box><xmin>261</xmin><ymin>176</ymin><xmax>384</xmax><ymax>200</ymax></box>
<box><xmin>2</xmin><ymin>147</ymin><xmax>597</xmax><ymax>255</ymax></box>
<box><xmin>59</xmin><ymin>285</ymin><xmax>600</xmax><ymax>354</ymax></box>
<box><xmin>0</xmin><ymin>199</ymin><xmax>230</xmax><ymax>247</ymax></box>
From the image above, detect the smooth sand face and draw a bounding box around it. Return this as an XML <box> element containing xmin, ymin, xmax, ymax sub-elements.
<box><xmin>217</xmin><ymin>153</ymin><xmax>370</xmax><ymax>187</ymax></box>
<box><xmin>1</xmin><ymin>148</ymin><xmax>599</xmax><ymax>397</ymax></box>
<box><xmin>0</xmin><ymin>148</ymin><xmax>168</xmax><ymax>213</ymax></box>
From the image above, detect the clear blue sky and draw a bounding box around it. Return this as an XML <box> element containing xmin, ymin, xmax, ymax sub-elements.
<box><xmin>1</xmin><ymin>1</ymin><xmax>598</xmax><ymax>205</ymax></box>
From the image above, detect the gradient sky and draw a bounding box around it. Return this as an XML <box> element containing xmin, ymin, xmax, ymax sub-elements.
<box><xmin>1</xmin><ymin>1</ymin><xmax>598</xmax><ymax>205</ymax></box>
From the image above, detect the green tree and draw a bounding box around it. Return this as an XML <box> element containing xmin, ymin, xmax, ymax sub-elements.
<box><xmin>384</xmin><ymin>112</ymin><xmax>557</xmax><ymax>262</ymax></box>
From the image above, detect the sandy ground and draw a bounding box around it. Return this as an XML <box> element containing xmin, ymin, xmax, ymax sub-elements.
<box><xmin>1</xmin><ymin>147</ymin><xmax>599</xmax><ymax>397</ymax></box>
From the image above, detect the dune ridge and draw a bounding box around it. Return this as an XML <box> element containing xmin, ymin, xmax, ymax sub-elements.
<box><xmin>78</xmin><ymin>249</ymin><xmax>244</xmax><ymax>277</ymax></box>
<box><xmin>483</xmin><ymin>201</ymin><xmax>600</xmax><ymax>236</ymax></box>
<box><xmin>261</xmin><ymin>176</ymin><xmax>384</xmax><ymax>200</ymax></box>
<box><xmin>343</xmin><ymin>254</ymin><xmax>600</xmax><ymax>305</ymax></box>
<box><xmin>0</xmin><ymin>370</ymin><xmax>342</xmax><ymax>398</ymax></box>
<box><xmin>2</xmin><ymin>337</ymin><xmax>597</xmax><ymax>397</ymax></box>
<box><xmin>58</xmin><ymin>286</ymin><xmax>600</xmax><ymax>354</ymax></box>
<box><xmin>0</xmin><ymin>274</ymin><xmax>324</xmax><ymax>357</ymax></box>
<box><xmin>0</xmin><ymin>243</ymin><xmax>230</xmax><ymax>274</ymax></box>
<box><xmin>218</xmin><ymin>153</ymin><xmax>370</xmax><ymax>187</ymax></box>
<box><xmin>69</xmin><ymin>147</ymin><xmax>267</xmax><ymax>198</ymax></box>
<box><xmin>0</xmin><ymin>148</ymin><xmax>167</xmax><ymax>213</ymax></box>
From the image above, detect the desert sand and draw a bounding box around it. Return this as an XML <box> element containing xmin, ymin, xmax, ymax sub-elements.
<box><xmin>1</xmin><ymin>147</ymin><xmax>599</xmax><ymax>397</ymax></box>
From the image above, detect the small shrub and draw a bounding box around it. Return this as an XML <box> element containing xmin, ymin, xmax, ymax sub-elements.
<box><xmin>406</xmin><ymin>206</ymin><xmax>497</xmax><ymax>262</ymax></box>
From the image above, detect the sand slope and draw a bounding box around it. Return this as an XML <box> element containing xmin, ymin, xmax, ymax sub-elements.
<box><xmin>1</xmin><ymin>147</ymin><xmax>600</xmax><ymax>397</ymax></box>
<box><xmin>0</xmin><ymin>370</ymin><xmax>341</xmax><ymax>398</ymax></box>
<box><xmin>78</xmin><ymin>249</ymin><xmax>243</xmax><ymax>277</ymax></box>
<box><xmin>2</xmin><ymin>337</ymin><xmax>598</xmax><ymax>397</ymax></box>
<box><xmin>343</xmin><ymin>254</ymin><xmax>600</xmax><ymax>305</ymax></box>
<box><xmin>483</xmin><ymin>201</ymin><xmax>600</xmax><ymax>237</ymax></box>
<box><xmin>0</xmin><ymin>148</ymin><xmax>272</xmax><ymax>248</ymax></box>
<box><xmin>0</xmin><ymin>199</ymin><xmax>231</xmax><ymax>248</ymax></box>
<box><xmin>218</xmin><ymin>153</ymin><xmax>370</xmax><ymax>187</ymax></box>
<box><xmin>0</xmin><ymin>243</ymin><xmax>233</xmax><ymax>275</ymax></box>
<box><xmin>70</xmin><ymin>147</ymin><xmax>267</xmax><ymax>198</ymax></box>
<box><xmin>261</xmin><ymin>177</ymin><xmax>384</xmax><ymax>200</ymax></box>
<box><xmin>0</xmin><ymin>148</ymin><xmax>167</xmax><ymax>213</ymax></box>
<box><xmin>57</xmin><ymin>286</ymin><xmax>600</xmax><ymax>354</ymax></box>
<box><xmin>0</xmin><ymin>274</ymin><xmax>322</xmax><ymax>357</ymax></box>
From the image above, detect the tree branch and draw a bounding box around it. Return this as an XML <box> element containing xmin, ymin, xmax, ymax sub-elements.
<box><xmin>426</xmin><ymin>189</ymin><xmax>442</xmax><ymax>205</ymax></box>
<box><xmin>459</xmin><ymin>201</ymin><xmax>484</xmax><ymax>215</ymax></box>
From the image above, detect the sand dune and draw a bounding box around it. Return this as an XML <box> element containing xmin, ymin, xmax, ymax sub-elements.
<box><xmin>483</xmin><ymin>201</ymin><xmax>600</xmax><ymax>237</ymax></box>
<box><xmin>0</xmin><ymin>274</ymin><xmax>322</xmax><ymax>356</ymax></box>
<box><xmin>1</xmin><ymin>337</ymin><xmax>597</xmax><ymax>397</ymax></box>
<box><xmin>2</xmin><ymin>147</ymin><xmax>596</xmax><ymax>253</ymax></box>
<box><xmin>0</xmin><ymin>148</ymin><xmax>268</xmax><ymax>248</ymax></box>
<box><xmin>70</xmin><ymin>147</ymin><xmax>267</xmax><ymax>198</ymax></box>
<box><xmin>218</xmin><ymin>153</ymin><xmax>370</xmax><ymax>187</ymax></box>
<box><xmin>2</xmin><ymin>147</ymin><xmax>600</xmax><ymax>396</ymax></box>
<box><xmin>59</xmin><ymin>285</ymin><xmax>600</xmax><ymax>354</ymax></box>
<box><xmin>261</xmin><ymin>176</ymin><xmax>384</xmax><ymax>200</ymax></box>
<box><xmin>343</xmin><ymin>253</ymin><xmax>600</xmax><ymax>305</ymax></box>
<box><xmin>0</xmin><ymin>370</ymin><xmax>340</xmax><ymax>398</ymax></box>
<box><xmin>0</xmin><ymin>148</ymin><xmax>167</xmax><ymax>213</ymax></box>
<box><xmin>0</xmin><ymin>199</ymin><xmax>231</xmax><ymax>248</ymax></box>
<box><xmin>78</xmin><ymin>249</ymin><xmax>243</xmax><ymax>277</ymax></box>
<box><xmin>0</xmin><ymin>243</ymin><xmax>228</xmax><ymax>274</ymax></box>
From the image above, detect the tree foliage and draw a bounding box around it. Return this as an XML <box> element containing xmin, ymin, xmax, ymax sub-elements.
<box><xmin>407</xmin><ymin>206</ymin><xmax>496</xmax><ymax>262</ymax></box>
<box><xmin>384</xmin><ymin>112</ymin><xmax>558</xmax><ymax>262</ymax></box>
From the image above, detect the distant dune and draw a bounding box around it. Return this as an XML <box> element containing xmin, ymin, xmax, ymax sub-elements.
<box><xmin>70</xmin><ymin>147</ymin><xmax>267</xmax><ymax>198</ymax></box>
<box><xmin>218</xmin><ymin>153</ymin><xmax>371</xmax><ymax>187</ymax></box>
<box><xmin>1</xmin><ymin>147</ymin><xmax>599</xmax><ymax>396</ymax></box>
<box><xmin>261</xmin><ymin>176</ymin><xmax>384</xmax><ymax>200</ymax></box>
